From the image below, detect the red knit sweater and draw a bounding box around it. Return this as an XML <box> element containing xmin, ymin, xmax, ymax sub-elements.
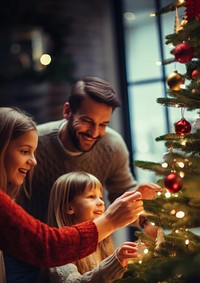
<box><xmin>0</xmin><ymin>189</ymin><xmax>98</xmax><ymax>267</ymax></box>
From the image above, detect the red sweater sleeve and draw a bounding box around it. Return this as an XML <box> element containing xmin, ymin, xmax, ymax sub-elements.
<box><xmin>0</xmin><ymin>189</ymin><xmax>98</xmax><ymax>267</ymax></box>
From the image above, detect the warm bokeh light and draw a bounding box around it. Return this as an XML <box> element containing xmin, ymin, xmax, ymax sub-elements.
<box><xmin>176</xmin><ymin>211</ymin><xmax>185</xmax><ymax>218</ymax></box>
<box><xmin>162</xmin><ymin>162</ymin><xmax>168</xmax><ymax>168</ymax></box>
<box><xmin>40</xmin><ymin>54</ymin><xmax>51</xmax><ymax>66</ymax></box>
<box><xmin>165</xmin><ymin>191</ymin><xmax>171</xmax><ymax>198</ymax></box>
<box><xmin>185</xmin><ymin>239</ymin><xmax>189</xmax><ymax>245</ymax></box>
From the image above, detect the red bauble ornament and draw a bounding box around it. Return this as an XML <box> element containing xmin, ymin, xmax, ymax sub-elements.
<box><xmin>192</xmin><ymin>69</ymin><xmax>200</xmax><ymax>82</ymax></box>
<box><xmin>173</xmin><ymin>42</ymin><xmax>194</xmax><ymax>63</ymax></box>
<box><xmin>164</xmin><ymin>173</ymin><xmax>182</xmax><ymax>193</ymax></box>
<box><xmin>174</xmin><ymin>118</ymin><xmax>191</xmax><ymax>135</ymax></box>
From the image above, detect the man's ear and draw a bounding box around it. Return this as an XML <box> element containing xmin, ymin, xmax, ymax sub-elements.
<box><xmin>63</xmin><ymin>102</ymin><xmax>72</xmax><ymax>120</ymax></box>
<box><xmin>66</xmin><ymin>204</ymin><xmax>75</xmax><ymax>215</ymax></box>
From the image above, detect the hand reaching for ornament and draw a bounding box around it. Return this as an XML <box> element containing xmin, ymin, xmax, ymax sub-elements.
<box><xmin>116</xmin><ymin>241</ymin><xmax>138</xmax><ymax>267</ymax></box>
<box><xmin>136</xmin><ymin>183</ymin><xmax>162</xmax><ymax>200</ymax></box>
<box><xmin>139</xmin><ymin>215</ymin><xmax>158</xmax><ymax>239</ymax></box>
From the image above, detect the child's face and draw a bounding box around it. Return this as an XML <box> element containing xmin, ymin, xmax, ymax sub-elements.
<box><xmin>5</xmin><ymin>130</ymin><xmax>38</xmax><ymax>187</ymax></box>
<box><xmin>69</xmin><ymin>185</ymin><xmax>105</xmax><ymax>224</ymax></box>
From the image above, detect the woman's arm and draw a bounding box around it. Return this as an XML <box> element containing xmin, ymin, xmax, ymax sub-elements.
<box><xmin>0</xmin><ymin>189</ymin><xmax>98</xmax><ymax>267</ymax></box>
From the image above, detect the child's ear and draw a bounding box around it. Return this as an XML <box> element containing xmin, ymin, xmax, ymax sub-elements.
<box><xmin>67</xmin><ymin>205</ymin><xmax>75</xmax><ymax>215</ymax></box>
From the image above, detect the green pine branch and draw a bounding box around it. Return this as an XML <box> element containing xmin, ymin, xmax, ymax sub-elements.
<box><xmin>153</xmin><ymin>1</ymin><xmax>185</xmax><ymax>16</ymax></box>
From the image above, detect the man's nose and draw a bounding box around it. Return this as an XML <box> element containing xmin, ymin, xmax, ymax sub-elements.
<box><xmin>88</xmin><ymin>125</ymin><xmax>99</xmax><ymax>138</ymax></box>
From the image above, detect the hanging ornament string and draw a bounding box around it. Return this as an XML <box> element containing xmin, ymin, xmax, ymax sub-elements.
<box><xmin>181</xmin><ymin>107</ymin><xmax>185</xmax><ymax>119</ymax></box>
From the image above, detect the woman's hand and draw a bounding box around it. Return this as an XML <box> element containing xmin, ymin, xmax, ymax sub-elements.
<box><xmin>136</xmin><ymin>183</ymin><xmax>162</xmax><ymax>200</ymax></box>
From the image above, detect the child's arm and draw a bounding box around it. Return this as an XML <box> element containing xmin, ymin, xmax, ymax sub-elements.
<box><xmin>116</xmin><ymin>241</ymin><xmax>138</xmax><ymax>267</ymax></box>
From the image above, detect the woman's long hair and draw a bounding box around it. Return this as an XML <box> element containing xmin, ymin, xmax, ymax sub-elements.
<box><xmin>47</xmin><ymin>171</ymin><xmax>115</xmax><ymax>274</ymax></box>
<box><xmin>0</xmin><ymin>107</ymin><xmax>37</xmax><ymax>199</ymax></box>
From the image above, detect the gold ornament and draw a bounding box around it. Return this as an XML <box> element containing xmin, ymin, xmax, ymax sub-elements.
<box><xmin>167</xmin><ymin>71</ymin><xmax>185</xmax><ymax>90</ymax></box>
<box><xmin>174</xmin><ymin>7</ymin><xmax>181</xmax><ymax>33</ymax></box>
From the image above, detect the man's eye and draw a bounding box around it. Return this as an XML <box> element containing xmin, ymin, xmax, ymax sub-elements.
<box><xmin>21</xmin><ymin>150</ymin><xmax>29</xmax><ymax>154</ymax></box>
<box><xmin>82</xmin><ymin>119</ymin><xmax>91</xmax><ymax>123</ymax></box>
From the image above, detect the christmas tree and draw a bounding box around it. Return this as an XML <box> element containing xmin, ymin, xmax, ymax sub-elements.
<box><xmin>116</xmin><ymin>1</ymin><xmax>200</xmax><ymax>282</ymax></box>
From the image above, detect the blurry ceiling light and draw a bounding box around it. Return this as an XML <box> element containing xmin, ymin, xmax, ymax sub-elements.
<box><xmin>123</xmin><ymin>12</ymin><xmax>136</xmax><ymax>21</ymax></box>
<box><xmin>40</xmin><ymin>54</ymin><xmax>51</xmax><ymax>66</ymax></box>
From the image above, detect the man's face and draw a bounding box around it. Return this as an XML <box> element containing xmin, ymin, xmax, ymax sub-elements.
<box><xmin>67</xmin><ymin>97</ymin><xmax>113</xmax><ymax>152</ymax></box>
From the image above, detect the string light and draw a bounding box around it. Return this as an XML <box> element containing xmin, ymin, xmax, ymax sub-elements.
<box><xmin>177</xmin><ymin>162</ymin><xmax>185</xmax><ymax>168</ymax></box>
<box><xmin>178</xmin><ymin>0</ymin><xmax>185</xmax><ymax>4</ymax></box>
<box><xmin>162</xmin><ymin>162</ymin><xmax>168</xmax><ymax>168</ymax></box>
<box><xmin>176</xmin><ymin>211</ymin><xmax>185</xmax><ymax>218</ymax></box>
<box><xmin>180</xmin><ymin>139</ymin><xmax>187</xmax><ymax>146</ymax></box>
<box><xmin>170</xmin><ymin>209</ymin><xmax>176</xmax><ymax>215</ymax></box>
<box><xmin>165</xmin><ymin>191</ymin><xmax>171</xmax><ymax>198</ymax></box>
<box><xmin>185</xmin><ymin>239</ymin><xmax>189</xmax><ymax>246</ymax></box>
<box><xmin>156</xmin><ymin>61</ymin><xmax>161</xmax><ymax>65</ymax></box>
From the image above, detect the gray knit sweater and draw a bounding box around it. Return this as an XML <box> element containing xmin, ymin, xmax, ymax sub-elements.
<box><xmin>47</xmin><ymin>251</ymin><xmax>126</xmax><ymax>283</ymax></box>
<box><xmin>20</xmin><ymin>120</ymin><xmax>137</xmax><ymax>222</ymax></box>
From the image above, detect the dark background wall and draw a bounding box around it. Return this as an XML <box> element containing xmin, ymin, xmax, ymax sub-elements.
<box><xmin>0</xmin><ymin>0</ymin><xmax>122</xmax><ymax>131</ymax></box>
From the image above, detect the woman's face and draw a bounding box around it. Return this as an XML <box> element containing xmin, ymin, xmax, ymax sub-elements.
<box><xmin>69</xmin><ymin>185</ymin><xmax>105</xmax><ymax>224</ymax></box>
<box><xmin>5</xmin><ymin>130</ymin><xmax>38</xmax><ymax>187</ymax></box>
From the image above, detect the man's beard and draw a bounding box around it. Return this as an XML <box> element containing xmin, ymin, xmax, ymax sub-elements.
<box><xmin>67</xmin><ymin>117</ymin><xmax>99</xmax><ymax>152</ymax></box>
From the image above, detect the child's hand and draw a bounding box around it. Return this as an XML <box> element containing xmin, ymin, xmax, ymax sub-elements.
<box><xmin>116</xmin><ymin>241</ymin><xmax>138</xmax><ymax>267</ymax></box>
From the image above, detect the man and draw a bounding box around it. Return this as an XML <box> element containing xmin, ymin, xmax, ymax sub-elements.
<box><xmin>21</xmin><ymin>76</ymin><xmax>160</xmax><ymax>222</ymax></box>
